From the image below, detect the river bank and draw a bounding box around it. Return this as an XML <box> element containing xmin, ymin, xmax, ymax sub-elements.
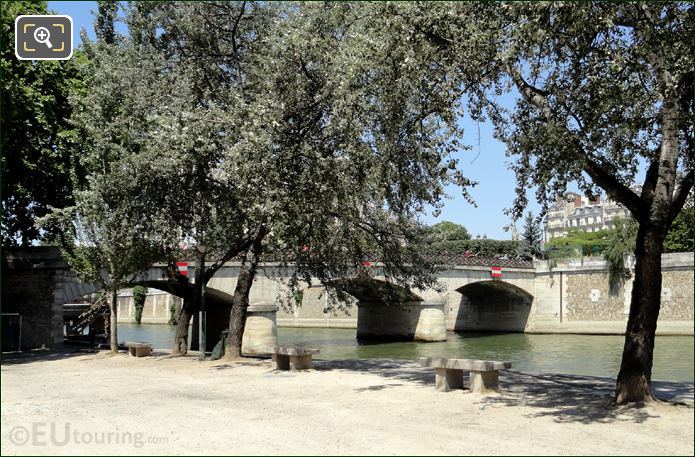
<box><xmin>1</xmin><ymin>350</ymin><xmax>693</xmax><ymax>455</ymax></box>
<box><xmin>117</xmin><ymin>324</ymin><xmax>695</xmax><ymax>381</ymax></box>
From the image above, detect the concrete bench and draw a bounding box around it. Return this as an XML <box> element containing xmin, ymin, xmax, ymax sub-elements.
<box><xmin>420</xmin><ymin>357</ymin><xmax>511</xmax><ymax>393</ymax></box>
<box><xmin>272</xmin><ymin>346</ymin><xmax>320</xmax><ymax>371</ymax></box>
<box><xmin>125</xmin><ymin>342</ymin><xmax>152</xmax><ymax>358</ymax></box>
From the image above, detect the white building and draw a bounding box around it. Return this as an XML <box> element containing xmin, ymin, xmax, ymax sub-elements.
<box><xmin>544</xmin><ymin>192</ymin><xmax>632</xmax><ymax>241</ymax></box>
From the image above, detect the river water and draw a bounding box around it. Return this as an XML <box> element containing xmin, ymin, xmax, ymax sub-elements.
<box><xmin>118</xmin><ymin>324</ymin><xmax>694</xmax><ymax>382</ymax></box>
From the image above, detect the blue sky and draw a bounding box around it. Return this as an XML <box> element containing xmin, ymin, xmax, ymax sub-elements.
<box><xmin>48</xmin><ymin>1</ymin><xmax>119</xmax><ymax>43</ymax></box>
<box><xmin>48</xmin><ymin>1</ymin><xmax>544</xmax><ymax>239</ymax></box>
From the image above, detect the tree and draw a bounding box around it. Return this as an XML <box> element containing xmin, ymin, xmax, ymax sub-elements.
<box><xmin>38</xmin><ymin>2</ymin><xmax>167</xmax><ymax>353</ymax></box>
<box><xmin>427</xmin><ymin>221</ymin><xmax>470</xmax><ymax>243</ymax></box>
<box><xmin>375</xmin><ymin>2</ymin><xmax>692</xmax><ymax>403</ymax></box>
<box><xmin>1</xmin><ymin>1</ymin><xmax>84</xmax><ymax>246</ymax></box>
<box><xmin>39</xmin><ymin>175</ymin><xmax>161</xmax><ymax>353</ymax></box>
<box><xmin>490</xmin><ymin>4</ymin><xmax>693</xmax><ymax>404</ymax></box>
<box><xmin>423</xmin><ymin>237</ymin><xmax>520</xmax><ymax>259</ymax></box>
<box><xmin>219</xmin><ymin>2</ymin><xmax>475</xmax><ymax>358</ymax></box>
<box><xmin>109</xmin><ymin>2</ymin><xmax>470</xmax><ymax>359</ymax></box>
<box><xmin>75</xmin><ymin>2</ymin><xmax>472</xmax><ymax>360</ymax></box>
<box><xmin>463</xmin><ymin>3</ymin><xmax>692</xmax><ymax>403</ymax></box>
<box><xmin>517</xmin><ymin>212</ymin><xmax>543</xmax><ymax>260</ymax></box>
<box><xmin>121</xmin><ymin>2</ymin><xmax>279</xmax><ymax>355</ymax></box>
<box><xmin>64</xmin><ymin>1</ymin><xmax>259</xmax><ymax>355</ymax></box>
<box><xmin>603</xmin><ymin>218</ymin><xmax>638</xmax><ymax>295</ymax></box>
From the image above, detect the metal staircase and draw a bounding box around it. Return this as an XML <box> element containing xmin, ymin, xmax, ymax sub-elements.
<box><xmin>66</xmin><ymin>295</ymin><xmax>109</xmax><ymax>338</ymax></box>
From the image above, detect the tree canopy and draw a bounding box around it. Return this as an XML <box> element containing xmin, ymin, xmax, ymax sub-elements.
<box><xmin>426</xmin><ymin>221</ymin><xmax>470</xmax><ymax>243</ymax></box>
<box><xmin>664</xmin><ymin>202</ymin><xmax>694</xmax><ymax>252</ymax></box>
<box><xmin>545</xmin><ymin>228</ymin><xmax>611</xmax><ymax>258</ymax></box>
<box><xmin>1</xmin><ymin>1</ymin><xmax>85</xmax><ymax>246</ymax></box>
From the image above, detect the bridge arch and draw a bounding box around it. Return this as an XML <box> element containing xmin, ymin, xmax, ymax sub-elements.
<box><xmin>327</xmin><ymin>277</ymin><xmax>424</xmax><ymax>303</ymax></box>
<box><xmin>59</xmin><ymin>276</ymin><xmax>236</xmax><ymax>349</ymax></box>
<box><xmin>132</xmin><ymin>279</ymin><xmax>236</xmax><ymax>348</ymax></box>
<box><xmin>324</xmin><ymin>277</ymin><xmax>445</xmax><ymax>342</ymax></box>
<box><xmin>454</xmin><ymin>280</ymin><xmax>534</xmax><ymax>332</ymax></box>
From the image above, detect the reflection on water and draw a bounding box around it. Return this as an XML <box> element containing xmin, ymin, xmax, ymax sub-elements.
<box><xmin>118</xmin><ymin>323</ymin><xmax>694</xmax><ymax>382</ymax></box>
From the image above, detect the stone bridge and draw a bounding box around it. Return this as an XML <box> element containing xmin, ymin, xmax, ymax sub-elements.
<box><xmin>2</xmin><ymin>247</ymin><xmax>693</xmax><ymax>350</ymax></box>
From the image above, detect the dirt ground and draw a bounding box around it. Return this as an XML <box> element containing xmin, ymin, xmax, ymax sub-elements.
<box><xmin>1</xmin><ymin>350</ymin><xmax>693</xmax><ymax>456</ymax></box>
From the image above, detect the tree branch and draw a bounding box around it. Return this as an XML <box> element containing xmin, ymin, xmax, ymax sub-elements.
<box><xmin>509</xmin><ymin>65</ymin><xmax>647</xmax><ymax>221</ymax></box>
<box><xmin>639</xmin><ymin>157</ymin><xmax>660</xmax><ymax>206</ymax></box>
<box><xmin>230</xmin><ymin>1</ymin><xmax>246</xmax><ymax>86</ymax></box>
<box><xmin>582</xmin><ymin>157</ymin><xmax>647</xmax><ymax>221</ymax></box>
<box><xmin>203</xmin><ymin>232</ymin><xmax>255</xmax><ymax>283</ymax></box>
<box><xmin>670</xmin><ymin>169</ymin><xmax>694</xmax><ymax>222</ymax></box>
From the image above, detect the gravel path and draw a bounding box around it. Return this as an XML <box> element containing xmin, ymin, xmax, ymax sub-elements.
<box><xmin>2</xmin><ymin>351</ymin><xmax>693</xmax><ymax>455</ymax></box>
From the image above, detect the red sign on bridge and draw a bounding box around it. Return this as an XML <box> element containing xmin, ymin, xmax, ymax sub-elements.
<box><xmin>490</xmin><ymin>266</ymin><xmax>502</xmax><ymax>278</ymax></box>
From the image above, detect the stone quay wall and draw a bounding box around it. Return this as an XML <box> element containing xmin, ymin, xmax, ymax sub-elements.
<box><xmin>525</xmin><ymin>252</ymin><xmax>693</xmax><ymax>335</ymax></box>
<box><xmin>116</xmin><ymin>290</ymin><xmax>182</xmax><ymax>325</ymax></box>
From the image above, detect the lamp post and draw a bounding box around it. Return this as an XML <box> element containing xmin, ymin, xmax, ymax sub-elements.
<box><xmin>196</xmin><ymin>244</ymin><xmax>207</xmax><ymax>360</ymax></box>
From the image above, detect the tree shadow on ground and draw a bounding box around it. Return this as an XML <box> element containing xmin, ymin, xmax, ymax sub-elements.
<box><xmin>487</xmin><ymin>371</ymin><xmax>664</xmax><ymax>425</ymax></box>
<box><xmin>354</xmin><ymin>382</ymin><xmax>405</xmax><ymax>392</ymax></box>
<box><xmin>313</xmin><ymin>358</ymin><xmax>693</xmax><ymax>425</ymax></box>
<box><xmin>209</xmin><ymin>360</ymin><xmax>267</xmax><ymax>370</ymax></box>
<box><xmin>314</xmin><ymin>359</ymin><xmax>432</xmax><ymax>386</ymax></box>
<box><xmin>1</xmin><ymin>346</ymin><xmax>104</xmax><ymax>365</ymax></box>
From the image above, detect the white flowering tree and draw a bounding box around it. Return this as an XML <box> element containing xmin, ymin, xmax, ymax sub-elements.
<box><xmin>62</xmin><ymin>2</ymin><xmax>473</xmax><ymax>359</ymax></box>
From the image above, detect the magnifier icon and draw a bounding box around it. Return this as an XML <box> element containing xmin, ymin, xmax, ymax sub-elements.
<box><xmin>33</xmin><ymin>26</ymin><xmax>53</xmax><ymax>48</ymax></box>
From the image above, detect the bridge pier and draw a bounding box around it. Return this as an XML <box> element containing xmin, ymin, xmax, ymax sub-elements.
<box><xmin>356</xmin><ymin>299</ymin><xmax>447</xmax><ymax>342</ymax></box>
<box><xmin>241</xmin><ymin>303</ymin><xmax>278</xmax><ymax>356</ymax></box>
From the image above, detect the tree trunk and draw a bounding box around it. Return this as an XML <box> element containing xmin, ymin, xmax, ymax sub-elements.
<box><xmin>614</xmin><ymin>224</ymin><xmax>667</xmax><ymax>404</ymax></box>
<box><xmin>225</xmin><ymin>225</ymin><xmax>267</xmax><ymax>359</ymax></box>
<box><xmin>168</xmin><ymin>238</ymin><xmax>255</xmax><ymax>356</ymax></box>
<box><xmin>172</xmin><ymin>297</ymin><xmax>195</xmax><ymax>355</ymax></box>
<box><xmin>172</xmin><ymin>271</ymin><xmax>206</xmax><ymax>355</ymax></box>
<box><xmin>224</xmin><ymin>251</ymin><xmax>260</xmax><ymax>359</ymax></box>
<box><xmin>109</xmin><ymin>289</ymin><xmax>118</xmax><ymax>353</ymax></box>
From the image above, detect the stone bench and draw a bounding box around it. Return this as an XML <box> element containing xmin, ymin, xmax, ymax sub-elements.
<box><xmin>272</xmin><ymin>346</ymin><xmax>320</xmax><ymax>371</ymax></box>
<box><xmin>125</xmin><ymin>342</ymin><xmax>152</xmax><ymax>358</ymax></box>
<box><xmin>420</xmin><ymin>357</ymin><xmax>511</xmax><ymax>393</ymax></box>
